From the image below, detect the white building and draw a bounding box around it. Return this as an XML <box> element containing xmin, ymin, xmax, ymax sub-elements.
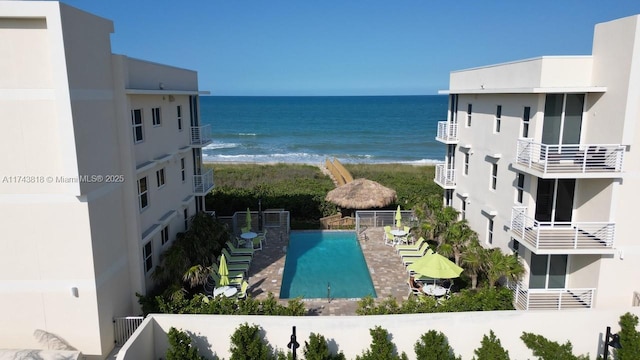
<box><xmin>436</xmin><ymin>14</ymin><xmax>640</xmax><ymax>310</ymax></box>
<box><xmin>0</xmin><ymin>1</ymin><xmax>212</xmax><ymax>358</ymax></box>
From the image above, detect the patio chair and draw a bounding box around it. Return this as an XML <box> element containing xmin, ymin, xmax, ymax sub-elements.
<box><xmin>408</xmin><ymin>282</ymin><xmax>423</xmax><ymax>297</ymax></box>
<box><xmin>384</xmin><ymin>226</ymin><xmax>395</xmax><ymax>246</ymax></box>
<box><xmin>396</xmin><ymin>237</ymin><xmax>425</xmax><ymax>253</ymax></box>
<box><xmin>236</xmin><ymin>280</ymin><xmax>249</xmax><ymax>299</ymax></box>
<box><xmin>256</xmin><ymin>228</ymin><xmax>268</xmax><ymax>245</ymax></box>
<box><xmin>226</xmin><ymin>241</ymin><xmax>254</xmax><ymax>255</ymax></box>
<box><xmin>252</xmin><ymin>236</ymin><xmax>263</xmax><ymax>251</ymax></box>
<box><xmin>215</xmin><ymin>257</ymin><xmax>250</xmax><ymax>275</ymax></box>
<box><xmin>221</xmin><ymin>248</ymin><xmax>252</xmax><ymax>265</ymax></box>
<box><xmin>398</xmin><ymin>242</ymin><xmax>430</xmax><ymax>258</ymax></box>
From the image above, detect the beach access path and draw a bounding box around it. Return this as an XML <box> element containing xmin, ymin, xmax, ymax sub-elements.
<box><xmin>247</xmin><ymin>227</ymin><xmax>409</xmax><ymax>316</ymax></box>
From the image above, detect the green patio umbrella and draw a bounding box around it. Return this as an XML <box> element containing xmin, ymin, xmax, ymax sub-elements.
<box><xmin>218</xmin><ymin>254</ymin><xmax>230</xmax><ymax>286</ymax></box>
<box><xmin>407</xmin><ymin>252</ymin><xmax>463</xmax><ymax>280</ymax></box>
<box><xmin>395</xmin><ymin>205</ymin><xmax>402</xmax><ymax>228</ymax></box>
<box><xmin>245</xmin><ymin>207</ymin><xmax>252</xmax><ymax>229</ymax></box>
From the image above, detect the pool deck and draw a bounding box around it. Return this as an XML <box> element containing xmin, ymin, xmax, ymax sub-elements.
<box><xmin>247</xmin><ymin>227</ymin><xmax>409</xmax><ymax>316</ymax></box>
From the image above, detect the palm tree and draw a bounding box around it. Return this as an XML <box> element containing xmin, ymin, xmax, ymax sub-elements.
<box><xmin>182</xmin><ymin>264</ymin><xmax>210</xmax><ymax>289</ymax></box>
<box><xmin>484</xmin><ymin>249</ymin><xmax>524</xmax><ymax>288</ymax></box>
<box><xmin>461</xmin><ymin>241</ymin><xmax>487</xmax><ymax>289</ymax></box>
<box><xmin>440</xmin><ymin>220</ymin><xmax>477</xmax><ymax>266</ymax></box>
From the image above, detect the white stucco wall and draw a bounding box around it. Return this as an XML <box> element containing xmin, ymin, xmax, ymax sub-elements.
<box><xmin>119</xmin><ymin>310</ymin><xmax>640</xmax><ymax>360</ymax></box>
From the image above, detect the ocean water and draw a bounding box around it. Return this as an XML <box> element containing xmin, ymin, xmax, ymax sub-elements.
<box><xmin>200</xmin><ymin>95</ymin><xmax>447</xmax><ymax>164</ymax></box>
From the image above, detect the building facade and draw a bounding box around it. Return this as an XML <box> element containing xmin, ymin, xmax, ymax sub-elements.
<box><xmin>437</xmin><ymin>15</ymin><xmax>640</xmax><ymax>310</ymax></box>
<box><xmin>0</xmin><ymin>1</ymin><xmax>212</xmax><ymax>357</ymax></box>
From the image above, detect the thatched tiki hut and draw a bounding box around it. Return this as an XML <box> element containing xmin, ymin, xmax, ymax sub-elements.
<box><xmin>325</xmin><ymin>178</ymin><xmax>397</xmax><ymax>218</ymax></box>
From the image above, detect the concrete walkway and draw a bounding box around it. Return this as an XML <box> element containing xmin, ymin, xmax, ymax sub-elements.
<box><xmin>247</xmin><ymin>227</ymin><xmax>409</xmax><ymax>316</ymax></box>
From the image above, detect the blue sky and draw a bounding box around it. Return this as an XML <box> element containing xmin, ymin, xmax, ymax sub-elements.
<box><xmin>62</xmin><ymin>0</ymin><xmax>640</xmax><ymax>96</ymax></box>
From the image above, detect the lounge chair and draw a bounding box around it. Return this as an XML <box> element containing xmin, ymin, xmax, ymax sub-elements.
<box><xmin>398</xmin><ymin>242</ymin><xmax>430</xmax><ymax>258</ymax></box>
<box><xmin>210</xmin><ymin>271</ymin><xmax>242</xmax><ymax>287</ymax></box>
<box><xmin>211</xmin><ymin>266</ymin><xmax>244</xmax><ymax>281</ymax></box>
<box><xmin>222</xmin><ymin>248</ymin><xmax>252</xmax><ymax>264</ymax></box>
<box><xmin>215</xmin><ymin>257</ymin><xmax>250</xmax><ymax>275</ymax></box>
<box><xmin>226</xmin><ymin>241</ymin><xmax>254</xmax><ymax>255</ymax></box>
<box><xmin>402</xmin><ymin>249</ymin><xmax>434</xmax><ymax>267</ymax></box>
<box><xmin>396</xmin><ymin>237</ymin><xmax>425</xmax><ymax>253</ymax></box>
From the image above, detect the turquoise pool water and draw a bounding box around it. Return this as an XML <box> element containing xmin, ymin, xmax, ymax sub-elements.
<box><xmin>280</xmin><ymin>231</ymin><xmax>377</xmax><ymax>299</ymax></box>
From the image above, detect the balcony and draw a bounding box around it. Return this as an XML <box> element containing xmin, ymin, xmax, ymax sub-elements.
<box><xmin>510</xmin><ymin>282</ymin><xmax>595</xmax><ymax>310</ymax></box>
<box><xmin>514</xmin><ymin>139</ymin><xmax>624</xmax><ymax>178</ymax></box>
<box><xmin>193</xmin><ymin>169</ymin><xmax>214</xmax><ymax>195</ymax></box>
<box><xmin>434</xmin><ymin>164</ymin><xmax>456</xmax><ymax>189</ymax></box>
<box><xmin>510</xmin><ymin>206</ymin><xmax>615</xmax><ymax>254</ymax></box>
<box><xmin>191</xmin><ymin>125</ymin><xmax>212</xmax><ymax>147</ymax></box>
<box><xmin>435</xmin><ymin>121</ymin><xmax>458</xmax><ymax>144</ymax></box>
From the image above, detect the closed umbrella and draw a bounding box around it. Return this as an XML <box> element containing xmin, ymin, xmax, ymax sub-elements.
<box><xmin>245</xmin><ymin>207</ymin><xmax>251</xmax><ymax>229</ymax></box>
<box><xmin>218</xmin><ymin>254</ymin><xmax>230</xmax><ymax>286</ymax></box>
<box><xmin>395</xmin><ymin>205</ymin><xmax>402</xmax><ymax>228</ymax></box>
<box><xmin>407</xmin><ymin>253</ymin><xmax>463</xmax><ymax>280</ymax></box>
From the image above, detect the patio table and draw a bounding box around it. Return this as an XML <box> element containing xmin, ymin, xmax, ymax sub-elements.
<box><xmin>423</xmin><ymin>284</ymin><xmax>447</xmax><ymax>297</ymax></box>
<box><xmin>240</xmin><ymin>232</ymin><xmax>257</xmax><ymax>248</ymax></box>
<box><xmin>213</xmin><ymin>286</ymin><xmax>238</xmax><ymax>298</ymax></box>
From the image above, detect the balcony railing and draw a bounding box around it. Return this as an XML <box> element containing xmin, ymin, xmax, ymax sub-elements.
<box><xmin>193</xmin><ymin>169</ymin><xmax>214</xmax><ymax>195</ymax></box>
<box><xmin>191</xmin><ymin>125</ymin><xmax>212</xmax><ymax>147</ymax></box>
<box><xmin>510</xmin><ymin>282</ymin><xmax>595</xmax><ymax>310</ymax></box>
<box><xmin>515</xmin><ymin>139</ymin><xmax>624</xmax><ymax>177</ymax></box>
<box><xmin>510</xmin><ymin>206</ymin><xmax>615</xmax><ymax>253</ymax></box>
<box><xmin>434</xmin><ymin>164</ymin><xmax>456</xmax><ymax>189</ymax></box>
<box><xmin>435</xmin><ymin>121</ymin><xmax>458</xmax><ymax>143</ymax></box>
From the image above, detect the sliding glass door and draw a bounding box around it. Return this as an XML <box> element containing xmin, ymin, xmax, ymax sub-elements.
<box><xmin>541</xmin><ymin>94</ymin><xmax>584</xmax><ymax>146</ymax></box>
<box><xmin>529</xmin><ymin>254</ymin><xmax>568</xmax><ymax>289</ymax></box>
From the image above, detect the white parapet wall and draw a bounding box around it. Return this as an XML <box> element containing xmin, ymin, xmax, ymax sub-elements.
<box><xmin>118</xmin><ymin>308</ymin><xmax>640</xmax><ymax>360</ymax></box>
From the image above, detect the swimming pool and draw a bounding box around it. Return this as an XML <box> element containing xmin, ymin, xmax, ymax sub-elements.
<box><xmin>280</xmin><ymin>231</ymin><xmax>377</xmax><ymax>299</ymax></box>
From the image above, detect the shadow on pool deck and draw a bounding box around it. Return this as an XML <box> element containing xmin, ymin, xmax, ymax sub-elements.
<box><xmin>248</xmin><ymin>227</ymin><xmax>409</xmax><ymax>316</ymax></box>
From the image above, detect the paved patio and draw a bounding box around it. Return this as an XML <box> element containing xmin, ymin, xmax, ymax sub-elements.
<box><xmin>246</xmin><ymin>226</ymin><xmax>409</xmax><ymax>316</ymax></box>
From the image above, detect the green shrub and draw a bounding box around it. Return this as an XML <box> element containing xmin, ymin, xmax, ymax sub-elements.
<box><xmin>356</xmin><ymin>326</ymin><xmax>408</xmax><ymax>360</ymax></box>
<box><xmin>473</xmin><ymin>330</ymin><xmax>509</xmax><ymax>360</ymax></box>
<box><xmin>166</xmin><ymin>327</ymin><xmax>208</xmax><ymax>360</ymax></box>
<box><xmin>414</xmin><ymin>330</ymin><xmax>460</xmax><ymax>360</ymax></box>
<box><xmin>229</xmin><ymin>323</ymin><xmax>275</xmax><ymax>360</ymax></box>
<box><xmin>520</xmin><ymin>332</ymin><xmax>589</xmax><ymax>360</ymax></box>
<box><xmin>615</xmin><ymin>312</ymin><xmax>640</xmax><ymax>359</ymax></box>
<box><xmin>303</xmin><ymin>332</ymin><xmax>346</xmax><ymax>360</ymax></box>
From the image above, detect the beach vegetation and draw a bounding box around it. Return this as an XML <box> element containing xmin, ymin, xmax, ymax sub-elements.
<box><xmin>520</xmin><ymin>332</ymin><xmax>589</xmax><ymax>360</ymax></box>
<box><xmin>303</xmin><ymin>332</ymin><xmax>346</xmax><ymax>360</ymax></box>
<box><xmin>205</xmin><ymin>163</ymin><xmax>441</xmax><ymax>229</ymax></box>
<box><xmin>355</xmin><ymin>326</ymin><xmax>408</xmax><ymax>360</ymax></box>
<box><xmin>166</xmin><ymin>327</ymin><xmax>210</xmax><ymax>360</ymax></box>
<box><xmin>473</xmin><ymin>330</ymin><xmax>510</xmax><ymax>360</ymax></box>
<box><xmin>616</xmin><ymin>312</ymin><xmax>640</xmax><ymax>359</ymax></box>
<box><xmin>414</xmin><ymin>330</ymin><xmax>461</xmax><ymax>360</ymax></box>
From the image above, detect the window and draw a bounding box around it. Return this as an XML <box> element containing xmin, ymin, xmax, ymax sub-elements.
<box><xmin>183</xmin><ymin>208</ymin><xmax>189</xmax><ymax>231</ymax></box>
<box><xmin>138</xmin><ymin>177</ymin><xmax>149</xmax><ymax>210</ymax></box>
<box><xmin>490</xmin><ymin>163</ymin><xmax>498</xmax><ymax>190</ymax></box>
<box><xmin>156</xmin><ymin>168</ymin><xmax>166</xmax><ymax>188</ymax></box>
<box><xmin>143</xmin><ymin>241</ymin><xmax>153</xmax><ymax>273</ymax></box>
<box><xmin>161</xmin><ymin>225</ymin><xmax>169</xmax><ymax>245</ymax></box>
<box><xmin>516</xmin><ymin>173</ymin><xmax>525</xmax><ymax>203</ymax></box>
<box><xmin>466</xmin><ymin>104</ymin><xmax>472</xmax><ymax>127</ymax></box>
<box><xmin>131</xmin><ymin>109</ymin><xmax>144</xmax><ymax>143</ymax></box>
<box><xmin>177</xmin><ymin>105</ymin><xmax>183</xmax><ymax>131</ymax></box>
<box><xmin>180</xmin><ymin>158</ymin><xmax>186</xmax><ymax>182</ymax></box>
<box><xmin>461</xmin><ymin>199</ymin><xmax>466</xmax><ymax>220</ymax></box>
<box><xmin>464</xmin><ymin>153</ymin><xmax>469</xmax><ymax>175</ymax></box>
<box><xmin>152</xmin><ymin>107</ymin><xmax>161</xmax><ymax>126</ymax></box>
<box><xmin>495</xmin><ymin>105</ymin><xmax>502</xmax><ymax>133</ymax></box>
<box><xmin>487</xmin><ymin>219</ymin><xmax>494</xmax><ymax>244</ymax></box>
<box><xmin>522</xmin><ymin>106</ymin><xmax>531</xmax><ymax>137</ymax></box>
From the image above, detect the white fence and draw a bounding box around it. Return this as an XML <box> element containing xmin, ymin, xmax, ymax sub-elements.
<box><xmin>436</xmin><ymin>121</ymin><xmax>458</xmax><ymax>142</ymax></box>
<box><xmin>355</xmin><ymin>210</ymin><xmax>415</xmax><ymax>234</ymax></box>
<box><xmin>113</xmin><ymin>316</ymin><xmax>144</xmax><ymax>346</ymax></box>
<box><xmin>510</xmin><ymin>282</ymin><xmax>595</xmax><ymax>310</ymax></box>
<box><xmin>190</xmin><ymin>125</ymin><xmax>212</xmax><ymax>146</ymax></box>
<box><xmin>434</xmin><ymin>164</ymin><xmax>456</xmax><ymax>188</ymax></box>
